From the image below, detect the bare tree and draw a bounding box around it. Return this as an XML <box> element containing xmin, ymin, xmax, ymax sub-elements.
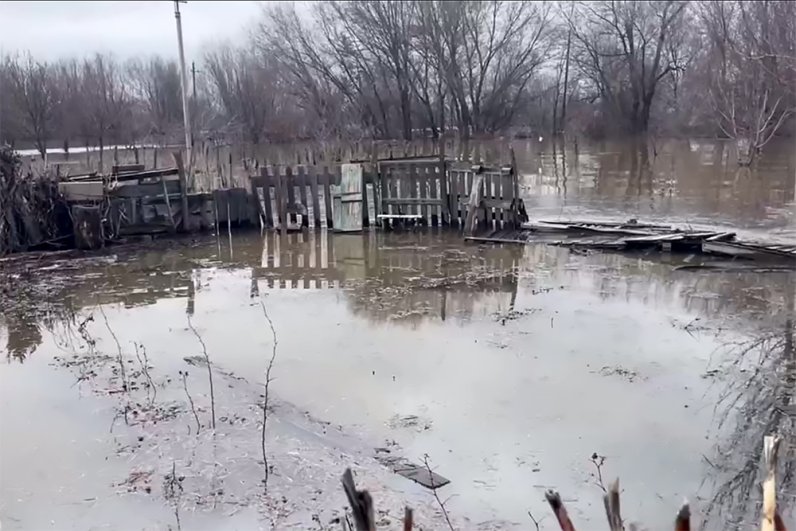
<box><xmin>416</xmin><ymin>1</ymin><xmax>553</xmax><ymax>136</ymax></box>
<box><xmin>127</xmin><ymin>57</ymin><xmax>183</xmax><ymax>140</ymax></box>
<box><xmin>699</xmin><ymin>0</ymin><xmax>796</xmax><ymax>163</ymax></box>
<box><xmin>567</xmin><ymin>0</ymin><xmax>689</xmax><ymax>134</ymax></box>
<box><xmin>80</xmin><ymin>54</ymin><xmax>130</xmax><ymax>169</ymax></box>
<box><xmin>257</xmin><ymin>4</ymin><xmax>353</xmax><ymax>140</ymax></box>
<box><xmin>204</xmin><ymin>44</ymin><xmax>281</xmax><ymax>145</ymax></box>
<box><xmin>5</xmin><ymin>54</ymin><xmax>59</xmax><ymax>157</ymax></box>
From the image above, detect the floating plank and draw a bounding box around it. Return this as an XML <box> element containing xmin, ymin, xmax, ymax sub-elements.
<box><xmin>374</xmin><ymin>453</ymin><xmax>451</xmax><ymax>490</ymax></box>
<box><xmin>393</xmin><ymin>463</ymin><xmax>450</xmax><ymax>490</ymax></box>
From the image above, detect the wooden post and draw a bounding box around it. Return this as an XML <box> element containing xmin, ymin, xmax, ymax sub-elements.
<box><xmin>173</xmin><ymin>151</ymin><xmax>191</xmax><ymax>232</ymax></box>
<box><xmin>275</xmin><ymin>167</ymin><xmax>288</xmax><ymax>236</ymax></box>
<box><xmin>439</xmin><ymin>137</ymin><xmax>449</xmax><ymax>225</ymax></box>
<box><xmin>463</xmin><ymin>171</ymin><xmax>485</xmax><ymax>236</ymax></box>
<box><xmin>510</xmin><ymin>145</ymin><xmax>520</xmax><ymax>200</ymax></box>
<box><xmin>161</xmin><ymin>175</ymin><xmax>177</xmax><ymax>232</ymax></box>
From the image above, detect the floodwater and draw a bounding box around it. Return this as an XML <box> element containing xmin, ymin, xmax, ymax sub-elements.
<box><xmin>1</xmin><ymin>138</ymin><xmax>795</xmax><ymax>530</ymax></box>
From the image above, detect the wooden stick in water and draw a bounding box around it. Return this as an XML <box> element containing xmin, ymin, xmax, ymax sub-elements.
<box><xmin>675</xmin><ymin>502</ymin><xmax>690</xmax><ymax>531</ymax></box>
<box><xmin>762</xmin><ymin>435</ymin><xmax>784</xmax><ymax>531</ymax></box>
<box><xmin>341</xmin><ymin>468</ymin><xmax>375</xmax><ymax>531</ymax></box>
<box><xmin>545</xmin><ymin>490</ymin><xmax>577</xmax><ymax>531</ymax></box>
<box><xmin>604</xmin><ymin>478</ymin><xmax>622</xmax><ymax>531</ymax></box>
<box><xmin>403</xmin><ymin>507</ymin><xmax>413</xmax><ymax>531</ymax></box>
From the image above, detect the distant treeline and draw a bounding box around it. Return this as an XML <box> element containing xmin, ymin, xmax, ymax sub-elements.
<box><xmin>1</xmin><ymin>1</ymin><xmax>794</xmax><ymax>159</ymax></box>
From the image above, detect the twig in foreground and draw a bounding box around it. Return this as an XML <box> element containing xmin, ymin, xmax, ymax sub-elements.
<box><xmin>187</xmin><ymin>315</ymin><xmax>215</xmax><ymax>430</ymax></box>
<box><xmin>98</xmin><ymin>304</ymin><xmax>129</xmax><ymax>424</ymax></box>
<box><xmin>590</xmin><ymin>452</ymin><xmax>608</xmax><ymax>493</ymax></box>
<box><xmin>179</xmin><ymin>370</ymin><xmax>201</xmax><ymax>433</ymax></box>
<box><xmin>259</xmin><ymin>299</ymin><xmax>279</xmax><ymax>491</ymax></box>
<box><xmin>528</xmin><ymin>510</ymin><xmax>541</xmax><ymax>530</ymax></box>
<box><xmin>133</xmin><ymin>342</ymin><xmax>156</xmax><ymax>406</ymax></box>
<box><xmin>423</xmin><ymin>454</ymin><xmax>455</xmax><ymax>531</ymax></box>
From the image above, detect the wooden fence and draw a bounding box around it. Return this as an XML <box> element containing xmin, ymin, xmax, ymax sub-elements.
<box><xmin>250</xmin><ymin>157</ymin><xmax>524</xmax><ymax>233</ymax></box>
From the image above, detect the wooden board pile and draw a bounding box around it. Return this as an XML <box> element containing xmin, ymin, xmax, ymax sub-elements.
<box><xmin>0</xmin><ymin>146</ymin><xmax>70</xmax><ymax>254</ymax></box>
<box><xmin>467</xmin><ymin>218</ymin><xmax>796</xmax><ymax>262</ymax></box>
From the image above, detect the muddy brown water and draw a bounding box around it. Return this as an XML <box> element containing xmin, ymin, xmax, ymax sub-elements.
<box><xmin>1</xmin><ymin>139</ymin><xmax>795</xmax><ymax>530</ymax></box>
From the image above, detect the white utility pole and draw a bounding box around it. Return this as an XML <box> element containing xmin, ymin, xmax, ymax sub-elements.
<box><xmin>174</xmin><ymin>1</ymin><xmax>192</xmax><ymax>175</ymax></box>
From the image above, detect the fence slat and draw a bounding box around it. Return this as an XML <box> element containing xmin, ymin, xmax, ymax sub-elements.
<box><xmin>297</xmin><ymin>166</ymin><xmax>309</xmax><ymax>227</ymax></box>
<box><xmin>309</xmin><ymin>169</ymin><xmax>321</xmax><ymax>228</ymax></box>
<box><xmin>285</xmin><ymin>166</ymin><xmax>297</xmax><ymax>224</ymax></box>
<box><xmin>322</xmin><ymin>166</ymin><xmax>333</xmax><ymax>228</ymax></box>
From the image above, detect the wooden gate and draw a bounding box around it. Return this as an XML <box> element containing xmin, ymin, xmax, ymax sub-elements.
<box><xmin>332</xmin><ymin>164</ymin><xmax>364</xmax><ymax>232</ymax></box>
<box><xmin>376</xmin><ymin>159</ymin><xmax>448</xmax><ymax>228</ymax></box>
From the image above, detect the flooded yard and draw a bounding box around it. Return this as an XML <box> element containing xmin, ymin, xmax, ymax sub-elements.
<box><xmin>1</xmin><ymin>138</ymin><xmax>795</xmax><ymax>530</ymax></box>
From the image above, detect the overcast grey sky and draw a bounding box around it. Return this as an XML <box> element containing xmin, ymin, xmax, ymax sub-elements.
<box><xmin>0</xmin><ymin>1</ymin><xmax>266</xmax><ymax>62</ymax></box>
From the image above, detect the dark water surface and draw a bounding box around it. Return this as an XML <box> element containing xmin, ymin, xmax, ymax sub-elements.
<box><xmin>2</xmin><ymin>138</ymin><xmax>795</xmax><ymax>530</ymax></box>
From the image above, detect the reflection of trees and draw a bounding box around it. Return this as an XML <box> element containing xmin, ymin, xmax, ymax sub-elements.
<box><xmin>338</xmin><ymin>232</ymin><xmax>521</xmax><ymax>325</ymax></box>
<box><xmin>0</xmin><ymin>269</ymin><xmax>79</xmax><ymax>362</ymax></box>
<box><xmin>528</xmin><ymin>137</ymin><xmax>794</xmax><ymax>224</ymax></box>
<box><xmin>4</xmin><ymin>312</ymin><xmax>42</xmax><ymax>362</ymax></box>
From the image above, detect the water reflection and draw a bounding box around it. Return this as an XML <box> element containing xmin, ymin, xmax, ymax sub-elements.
<box><xmin>255</xmin><ymin>231</ymin><xmax>520</xmax><ymax>325</ymax></box>
<box><xmin>513</xmin><ymin>137</ymin><xmax>795</xmax><ymax>239</ymax></box>
<box><xmin>1</xmin><ymin>230</ymin><xmax>795</xmax><ymax>529</ymax></box>
<box><xmin>2</xmin><ymin>230</ymin><xmax>793</xmax><ymax>362</ymax></box>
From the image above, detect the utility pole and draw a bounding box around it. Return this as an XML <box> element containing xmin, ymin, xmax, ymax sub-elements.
<box><xmin>174</xmin><ymin>1</ymin><xmax>192</xmax><ymax>176</ymax></box>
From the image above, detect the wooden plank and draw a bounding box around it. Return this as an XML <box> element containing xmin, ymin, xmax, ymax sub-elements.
<box><xmin>161</xmin><ymin>176</ymin><xmax>177</xmax><ymax>232</ymax></box>
<box><xmin>297</xmin><ymin>166</ymin><xmax>310</xmax><ymax>227</ymax></box>
<box><xmin>428</xmin><ymin>167</ymin><xmax>439</xmax><ymax>226</ymax></box>
<box><xmin>309</xmin><ymin>169</ymin><xmax>321</xmax><ymax>228</ymax></box>
<box><xmin>322</xmin><ymin>166</ymin><xmax>334</xmax><ymax>228</ymax></box>
<box><xmin>448</xmin><ymin>170</ymin><xmax>458</xmax><ymax>225</ymax></box>
<box><xmin>483</xmin><ymin>171</ymin><xmax>494</xmax><ymax>227</ymax></box>
<box><xmin>285</xmin><ymin>166</ymin><xmax>297</xmax><ymax>224</ymax></box>
<box><xmin>495</xmin><ymin>171</ymin><xmax>504</xmax><ymax>226</ymax></box>
<box><xmin>464</xmin><ymin>173</ymin><xmax>485</xmax><ymax>236</ymax></box>
<box><xmin>377</xmin><ymin>214</ymin><xmax>423</xmax><ymax>219</ymax></box>
<box><xmin>379</xmin><ymin>163</ymin><xmax>390</xmax><ymax>227</ymax></box>
<box><xmin>389</xmin><ymin>166</ymin><xmax>399</xmax><ymax>220</ymax></box>
<box><xmin>275</xmin><ymin>168</ymin><xmax>287</xmax><ymax>235</ymax></box>
<box><xmin>394</xmin><ymin>463</ymin><xmax>450</xmax><ymax>490</ymax></box>
<box><xmin>333</xmin><ymin>164</ymin><xmax>364</xmax><ymax>232</ymax></box>
<box><xmin>111</xmin><ymin>167</ymin><xmax>180</xmax><ymax>182</ymax></box>
<box><xmin>382</xmin><ymin>198</ymin><xmax>442</xmax><ymax>206</ymax></box>
<box><xmin>113</xmin><ymin>164</ymin><xmax>145</xmax><ymax>174</ymax></box>
<box><xmin>260</xmin><ymin>168</ymin><xmax>274</xmax><ymax>227</ymax></box>
<box><xmin>110</xmin><ymin>180</ymin><xmax>181</xmax><ymax>198</ymax></box>
<box><xmin>407</xmin><ymin>163</ymin><xmax>418</xmax><ymax>218</ymax></box>
<box><xmin>418</xmin><ymin>165</ymin><xmax>429</xmax><ymax>224</ymax></box>
<box><xmin>438</xmin><ymin>145</ymin><xmax>449</xmax><ymax>225</ymax></box>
